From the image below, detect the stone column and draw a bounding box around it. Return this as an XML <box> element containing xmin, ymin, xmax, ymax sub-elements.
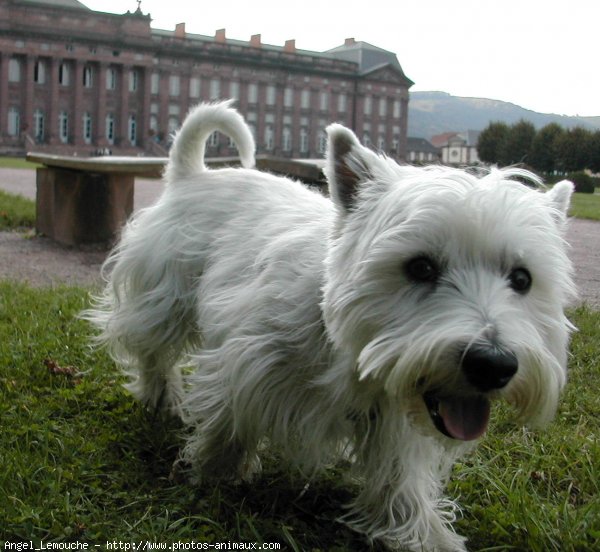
<box><xmin>95</xmin><ymin>62</ymin><xmax>108</xmax><ymax>148</ymax></box>
<box><xmin>73</xmin><ymin>59</ymin><xmax>84</xmax><ymax>147</ymax></box>
<box><xmin>140</xmin><ymin>66</ymin><xmax>152</xmax><ymax>149</ymax></box>
<box><xmin>119</xmin><ymin>64</ymin><xmax>131</xmax><ymax>147</ymax></box>
<box><xmin>23</xmin><ymin>55</ymin><xmax>34</xmax><ymax>138</ymax></box>
<box><xmin>0</xmin><ymin>53</ymin><xmax>8</xmax><ymax>138</ymax></box>
<box><xmin>47</xmin><ymin>58</ymin><xmax>59</xmax><ymax>145</ymax></box>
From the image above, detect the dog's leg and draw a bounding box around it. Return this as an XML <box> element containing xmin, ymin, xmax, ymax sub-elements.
<box><xmin>125</xmin><ymin>349</ymin><xmax>185</xmax><ymax>417</ymax></box>
<box><xmin>181</xmin><ymin>413</ymin><xmax>261</xmax><ymax>483</ymax></box>
<box><xmin>91</xmin><ymin>251</ymin><xmax>199</xmax><ymax>417</ymax></box>
<box><xmin>344</xmin><ymin>406</ymin><xmax>467</xmax><ymax>552</ymax></box>
<box><xmin>180</xmin><ymin>365</ymin><xmax>262</xmax><ymax>483</ymax></box>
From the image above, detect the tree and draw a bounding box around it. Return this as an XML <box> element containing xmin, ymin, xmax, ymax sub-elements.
<box><xmin>477</xmin><ymin>122</ymin><xmax>509</xmax><ymax>164</ymax></box>
<box><xmin>529</xmin><ymin>123</ymin><xmax>564</xmax><ymax>174</ymax></box>
<box><xmin>499</xmin><ymin>119</ymin><xmax>536</xmax><ymax>166</ymax></box>
<box><xmin>589</xmin><ymin>130</ymin><xmax>600</xmax><ymax>174</ymax></box>
<box><xmin>555</xmin><ymin>127</ymin><xmax>592</xmax><ymax>173</ymax></box>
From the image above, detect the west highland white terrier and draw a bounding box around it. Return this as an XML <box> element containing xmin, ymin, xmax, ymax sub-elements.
<box><xmin>85</xmin><ymin>101</ymin><xmax>576</xmax><ymax>551</ymax></box>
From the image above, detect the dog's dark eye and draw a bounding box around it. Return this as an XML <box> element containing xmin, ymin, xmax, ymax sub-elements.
<box><xmin>508</xmin><ymin>267</ymin><xmax>532</xmax><ymax>294</ymax></box>
<box><xmin>405</xmin><ymin>256</ymin><xmax>440</xmax><ymax>284</ymax></box>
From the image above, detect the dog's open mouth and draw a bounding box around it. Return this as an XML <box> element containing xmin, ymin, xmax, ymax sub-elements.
<box><xmin>423</xmin><ymin>393</ymin><xmax>490</xmax><ymax>441</ymax></box>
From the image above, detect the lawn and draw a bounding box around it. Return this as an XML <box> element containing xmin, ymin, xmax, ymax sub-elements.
<box><xmin>569</xmin><ymin>192</ymin><xmax>600</xmax><ymax>221</ymax></box>
<box><xmin>0</xmin><ymin>156</ymin><xmax>41</xmax><ymax>170</ymax></box>
<box><xmin>0</xmin><ymin>173</ymin><xmax>599</xmax><ymax>549</ymax></box>
<box><xmin>0</xmin><ymin>282</ymin><xmax>599</xmax><ymax>550</ymax></box>
<box><xmin>0</xmin><ymin>190</ymin><xmax>36</xmax><ymax>231</ymax></box>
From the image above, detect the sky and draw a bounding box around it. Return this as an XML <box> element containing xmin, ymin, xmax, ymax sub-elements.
<box><xmin>85</xmin><ymin>0</ymin><xmax>599</xmax><ymax>117</ymax></box>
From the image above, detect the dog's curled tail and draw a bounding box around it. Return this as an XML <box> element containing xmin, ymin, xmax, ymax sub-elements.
<box><xmin>165</xmin><ymin>100</ymin><xmax>255</xmax><ymax>181</ymax></box>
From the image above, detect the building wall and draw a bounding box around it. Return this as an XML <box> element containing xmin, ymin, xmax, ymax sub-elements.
<box><xmin>0</xmin><ymin>0</ymin><xmax>411</xmax><ymax>160</ymax></box>
<box><xmin>441</xmin><ymin>143</ymin><xmax>479</xmax><ymax>165</ymax></box>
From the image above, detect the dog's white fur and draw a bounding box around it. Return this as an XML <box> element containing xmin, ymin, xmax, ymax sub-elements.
<box><xmin>85</xmin><ymin>101</ymin><xmax>575</xmax><ymax>551</ymax></box>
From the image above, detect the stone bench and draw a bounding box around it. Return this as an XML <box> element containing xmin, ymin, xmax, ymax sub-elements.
<box><xmin>26</xmin><ymin>153</ymin><xmax>325</xmax><ymax>247</ymax></box>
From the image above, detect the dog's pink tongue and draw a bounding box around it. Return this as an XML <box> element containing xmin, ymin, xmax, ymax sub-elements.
<box><xmin>439</xmin><ymin>396</ymin><xmax>490</xmax><ymax>441</ymax></box>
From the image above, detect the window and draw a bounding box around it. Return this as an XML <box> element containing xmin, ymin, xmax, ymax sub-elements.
<box><xmin>59</xmin><ymin>111</ymin><xmax>69</xmax><ymax>143</ymax></box>
<box><xmin>83</xmin><ymin>112</ymin><xmax>92</xmax><ymax>144</ymax></box>
<box><xmin>129</xmin><ymin>69</ymin><xmax>138</xmax><ymax>92</ymax></box>
<box><xmin>128</xmin><ymin>115</ymin><xmax>137</xmax><ymax>145</ymax></box>
<box><xmin>248</xmin><ymin>83</ymin><xmax>258</xmax><ymax>104</ymax></box>
<box><xmin>229</xmin><ymin>81</ymin><xmax>240</xmax><ymax>101</ymax></box>
<box><xmin>34</xmin><ymin>109</ymin><xmax>45</xmax><ymax>142</ymax></box>
<box><xmin>8</xmin><ymin>58</ymin><xmax>21</xmax><ymax>82</ymax></box>
<box><xmin>378</xmin><ymin>136</ymin><xmax>385</xmax><ymax>151</ymax></box>
<box><xmin>379</xmin><ymin>98</ymin><xmax>387</xmax><ymax>117</ymax></box>
<box><xmin>393</xmin><ymin>100</ymin><xmax>402</xmax><ymax>119</ymax></box>
<box><xmin>284</xmin><ymin>87</ymin><xmax>293</xmax><ymax>108</ymax></box>
<box><xmin>106</xmin><ymin>67</ymin><xmax>117</xmax><ymax>90</ymax></box>
<box><xmin>83</xmin><ymin>65</ymin><xmax>93</xmax><ymax>87</ymax></box>
<box><xmin>168</xmin><ymin>116</ymin><xmax>179</xmax><ymax>137</ymax></box>
<box><xmin>189</xmin><ymin>77</ymin><xmax>201</xmax><ymax>98</ymax></box>
<box><xmin>34</xmin><ymin>60</ymin><xmax>45</xmax><ymax>84</ymax></box>
<box><xmin>169</xmin><ymin>75</ymin><xmax>180</xmax><ymax>96</ymax></box>
<box><xmin>209</xmin><ymin>79</ymin><xmax>220</xmax><ymax>100</ymax></box>
<box><xmin>300</xmin><ymin>127</ymin><xmax>308</xmax><ymax>154</ymax></box>
<box><xmin>301</xmin><ymin>89</ymin><xmax>310</xmax><ymax>109</ymax></box>
<box><xmin>264</xmin><ymin>125</ymin><xmax>274</xmax><ymax>151</ymax></box>
<box><xmin>8</xmin><ymin>107</ymin><xmax>20</xmax><ymax>136</ymax></box>
<box><xmin>364</xmin><ymin>96</ymin><xmax>372</xmax><ymax>116</ymax></box>
<box><xmin>266</xmin><ymin>85</ymin><xmax>276</xmax><ymax>106</ymax></box>
<box><xmin>317</xmin><ymin>130</ymin><xmax>327</xmax><ymax>155</ymax></box>
<box><xmin>282</xmin><ymin>126</ymin><xmax>292</xmax><ymax>152</ymax></box>
<box><xmin>319</xmin><ymin>91</ymin><xmax>328</xmax><ymax>112</ymax></box>
<box><xmin>105</xmin><ymin>113</ymin><xmax>115</xmax><ymax>144</ymax></box>
<box><xmin>58</xmin><ymin>62</ymin><xmax>70</xmax><ymax>86</ymax></box>
<box><xmin>208</xmin><ymin>131</ymin><xmax>219</xmax><ymax>147</ymax></box>
<box><xmin>337</xmin><ymin>93</ymin><xmax>347</xmax><ymax>113</ymax></box>
<box><xmin>151</xmin><ymin>73</ymin><xmax>159</xmax><ymax>95</ymax></box>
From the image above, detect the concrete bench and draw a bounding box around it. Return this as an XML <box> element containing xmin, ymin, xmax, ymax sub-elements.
<box><xmin>25</xmin><ymin>153</ymin><xmax>325</xmax><ymax>247</ymax></box>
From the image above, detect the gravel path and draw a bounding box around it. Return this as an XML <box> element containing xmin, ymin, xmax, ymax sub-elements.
<box><xmin>1</xmin><ymin>168</ymin><xmax>599</xmax><ymax>308</ymax></box>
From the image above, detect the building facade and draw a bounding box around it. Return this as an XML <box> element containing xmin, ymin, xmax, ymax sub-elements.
<box><xmin>431</xmin><ymin>131</ymin><xmax>481</xmax><ymax>166</ymax></box>
<box><xmin>406</xmin><ymin>137</ymin><xmax>440</xmax><ymax>164</ymax></box>
<box><xmin>0</xmin><ymin>0</ymin><xmax>413</xmax><ymax>159</ymax></box>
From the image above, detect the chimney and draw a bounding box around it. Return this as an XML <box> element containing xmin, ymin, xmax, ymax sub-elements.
<box><xmin>175</xmin><ymin>22</ymin><xmax>185</xmax><ymax>38</ymax></box>
<box><xmin>250</xmin><ymin>34</ymin><xmax>261</xmax><ymax>48</ymax></box>
<box><xmin>215</xmin><ymin>29</ymin><xmax>226</xmax><ymax>43</ymax></box>
<box><xmin>284</xmin><ymin>39</ymin><xmax>296</xmax><ymax>53</ymax></box>
<box><xmin>345</xmin><ymin>37</ymin><xmax>356</xmax><ymax>46</ymax></box>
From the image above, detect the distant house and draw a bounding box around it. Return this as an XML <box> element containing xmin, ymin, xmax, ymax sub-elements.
<box><xmin>406</xmin><ymin>137</ymin><xmax>440</xmax><ymax>164</ymax></box>
<box><xmin>431</xmin><ymin>130</ymin><xmax>481</xmax><ymax>165</ymax></box>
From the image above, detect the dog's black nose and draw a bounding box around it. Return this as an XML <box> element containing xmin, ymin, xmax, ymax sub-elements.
<box><xmin>462</xmin><ymin>345</ymin><xmax>518</xmax><ymax>392</ymax></box>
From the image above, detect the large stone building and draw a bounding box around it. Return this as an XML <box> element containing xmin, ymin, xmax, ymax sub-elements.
<box><xmin>0</xmin><ymin>0</ymin><xmax>413</xmax><ymax>159</ymax></box>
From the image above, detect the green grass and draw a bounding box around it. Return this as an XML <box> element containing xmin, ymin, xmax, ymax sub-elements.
<box><xmin>0</xmin><ymin>156</ymin><xmax>41</xmax><ymax>169</ymax></box>
<box><xmin>0</xmin><ymin>190</ymin><xmax>36</xmax><ymax>230</ymax></box>
<box><xmin>569</xmin><ymin>192</ymin><xmax>600</xmax><ymax>221</ymax></box>
<box><xmin>0</xmin><ymin>282</ymin><xmax>599</xmax><ymax>549</ymax></box>
<box><xmin>451</xmin><ymin>304</ymin><xmax>600</xmax><ymax>550</ymax></box>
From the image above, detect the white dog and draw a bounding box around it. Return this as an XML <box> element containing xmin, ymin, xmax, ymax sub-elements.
<box><xmin>85</xmin><ymin>101</ymin><xmax>575</xmax><ymax>551</ymax></box>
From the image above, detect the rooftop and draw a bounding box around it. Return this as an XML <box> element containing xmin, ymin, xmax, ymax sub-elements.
<box><xmin>17</xmin><ymin>0</ymin><xmax>90</xmax><ymax>10</ymax></box>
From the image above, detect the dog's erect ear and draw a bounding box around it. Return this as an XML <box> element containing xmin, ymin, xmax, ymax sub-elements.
<box><xmin>546</xmin><ymin>180</ymin><xmax>574</xmax><ymax>221</ymax></box>
<box><xmin>325</xmin><ymin>124</ymin><xmax>377</xmax><ymax>212</ymax></box>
